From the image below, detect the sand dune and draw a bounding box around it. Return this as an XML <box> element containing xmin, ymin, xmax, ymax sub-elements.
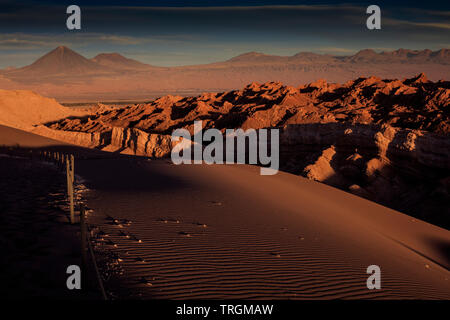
<box><xmin>1</xmin><ymin>125</ymin><xmax>449</xmax><ymax>299</ymax></box>
<box><xmin>0</xmin><ymin>124</ymin><xmax>70</xmax><ymax>147</ymax></box>
<box><xmin>0</xmin><ymin>89</ymin><xmax>87</xmax><ymax>130</ymax></box>
<box><xmin>0</xmin><ymin>149</ymin><xmax>100</xmax><ymax>298</ymax></box>
<box><xmin>80</xmin><ymin>157</ymin><xmax>450</xmax><ymax>299</ymax></box>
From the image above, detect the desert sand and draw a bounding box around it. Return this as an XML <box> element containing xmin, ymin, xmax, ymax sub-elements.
<box><xmin>0</xmin><ymin>89</ymin><xmax>87</xmax><ymax>130</ymax></box>
<box><xmin>0</xmin><ymin>125</ymin><xmax>102</xmax><ymax>298</ymax></box>
<box><xmin>0</xmin><ymin>124</ymin><xmax>69</xmax><ymax>147</ymax></box>
<box><xmin>1</xmin><ymin>124</ymin><xmax>448</xmax><ymax>299</ymax></box>
<box><xmin>79</xmin><ymin>158</ymin><xmax>450</xmax><ymax>299</ymax></box>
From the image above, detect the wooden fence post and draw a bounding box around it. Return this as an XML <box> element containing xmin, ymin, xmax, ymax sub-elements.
<box><xmin>70</xmin><ymin>154</ymin><xmax>75</xmax><ymax>184</ymax></box>
<box><xmin>80</xmin><ymin>204</ymin><xmax>87</xmax><ymax>268</ymax></box>
<box><xmin>66</xmin><ymin>155</ymin><xmax>75</xmax><ymax>224</ymax></box>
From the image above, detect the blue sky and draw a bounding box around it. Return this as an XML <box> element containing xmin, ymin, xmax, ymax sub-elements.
<box><xmin>0</xmin><ymin>1</ymin><xmax>449</xmax><ymax>68</ymax></box>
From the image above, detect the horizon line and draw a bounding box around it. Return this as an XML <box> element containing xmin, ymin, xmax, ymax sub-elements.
<box><xmin>4</xmin><ymin>45</ymin><xmax>449</xmax><ymax>70</ymax></box>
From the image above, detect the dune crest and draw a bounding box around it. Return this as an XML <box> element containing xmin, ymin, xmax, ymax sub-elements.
<box><xmin>0</xmin><ymin>89</ymin><xmax>86</xmax><ymax>130</ymax></box>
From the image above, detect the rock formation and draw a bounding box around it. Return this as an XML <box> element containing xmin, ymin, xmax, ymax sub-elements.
<box><xmin>6</xmin><ymin>74</ymin><xmax>448</xmax><ymax>227</ymax></box>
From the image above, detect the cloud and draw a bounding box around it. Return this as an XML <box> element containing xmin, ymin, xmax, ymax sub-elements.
<box><xmin>112</xmin><ymin>4</ymin><xmax>361</xmax><ymax>11</ymax></box>
<box><xmin>383</xmin><ymin>17</ymin><xmax>450</xmax><ymax>30</ymax></box>
<box><xmin>0</xmin><ymin>37</ymin><xmax>50</xmax><ymax>48</ymax></box>
<box><xmin>93</xmin><ymin>34</ymin><xmax>145</xmax><ymax>45</ymax></box>
<box><xmin>0</xmin><ymin>3</ymin><xmax>449</xmax><ymax>67</ymax></box>
<box><xmin>411</xmin><ymin>22</ymin><xmax>450</xmax><ymax>29</ymax></box>
<box><xmin>0</xmin><ymin>32</ymin><xmax>206</xmax><ymax>51</ymax></box>
<box><xmin>0</xmin><ymin>33</ymin><xmax>155</xmax><ymax>50</ymax></box>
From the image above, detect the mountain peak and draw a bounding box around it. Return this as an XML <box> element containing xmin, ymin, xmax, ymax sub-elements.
<box><xmin>93</xmin><ymin>52</ymin><xmax>125</xmax><ymax>60</ymax></box>
<box><xmin>20</xmin><ymin>46</ymin><xmax>104</xmax><ymax>76</ymax></box>
<box><xmin>51</xmin><ymin>45</ymin><xmax>76</xmax><ymax>55</ymax></box>
<box><xmin>91</xmin><ymin>52</ymin><xmax>151</xmax><ymax>69</ymax></box>
<box><xmin>239</xmin><ymin>51</ymin><xmax>266</xmax><ymax>57</ymax></box>
<box><xmin>228</xmin><ymin>52</ymin><xmax>270</xmax><ymax>62</ymax></box>
<box><xmin>354</xmin><ymin>49</ymin><xmax>378</xmax><ymax>57</ymax></box>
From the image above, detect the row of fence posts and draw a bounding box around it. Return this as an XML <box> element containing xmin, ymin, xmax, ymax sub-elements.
<box><xmin>40</xmin><ymin>151</ymin><xmax>76</xmax><ymax>224</ymax></box>
<box><xmin>66</xmin><ymin>154</ymin><xmax>75</xmax><ymax>225</ymax></box>
<box><xmin>39</xmin><ymin>151</ymin><xmax>87</xmax><ymax>266</ymax></box>
<box><xmin>8</xmin><ymin>148</ymin><xmax>106</xmax><ymax>299</ymax></box>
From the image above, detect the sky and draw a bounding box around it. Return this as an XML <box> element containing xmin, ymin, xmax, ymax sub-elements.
<box><xmin>0</xmin><ymin>1</ymin><xmax>449</xmax><ymax>68</ymax></box>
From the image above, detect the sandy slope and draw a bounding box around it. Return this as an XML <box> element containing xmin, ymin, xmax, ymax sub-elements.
<box><xmin>0</xmin><ymin>89</ymin><xmax>86</xmax><ymax>130</ymax></box>
<box><xmin>79</xmin><ymin>159</ymin><xmax>450</xmax><ymax>299</ymax></box>
<box><xmin>0</xmin><ymin>125</ymin><xmax>103</xmax><ymax>298</ymax></box>
<box><xmin>2</xmin><ymin>125</ymin><xmax>449</xmax><ymax>299</ymax></box>
<box><xmin>0</xmin><ymin>153</ymin><xmax>100</xmax><ymax>299</ymax></box>
<box><xmin>0</xmin><ymin>124</ymin><xmax>70</xmax><ymax>147</ymax></box>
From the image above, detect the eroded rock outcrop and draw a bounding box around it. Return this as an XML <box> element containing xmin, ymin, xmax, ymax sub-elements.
<box><xmin>46</xmin><ymin>73</ymin><xmax>450</xmax><ymax>135</ymax></box>
<box><xmin>279</xmin><ymin>123</ymin><xmax>449</xmax><ymax>227</ymax></box>
<box><xmin>38</xmin><ymin>74</ymin><xmax>450</xmax><ymax>227</ymax></box>
<box><xmin>32</xmin><ymin>125</ymin><xmax>175</xmax><ymax>158</ymax></box>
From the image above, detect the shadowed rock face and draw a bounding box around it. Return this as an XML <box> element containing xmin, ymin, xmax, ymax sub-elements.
<box><xmin>41</xmin><ymin>74</ymin><xmax>450</xmax><ymax>227</ymax></box>
<box><xmin>279</xmin><ymin>123</ymin><xmax>449</xmax><ymax>228</ymax></box>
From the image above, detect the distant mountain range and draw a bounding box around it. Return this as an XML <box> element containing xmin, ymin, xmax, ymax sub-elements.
<box><xmin>0</xmin><ymin>46</ymin><xmax>449</xmax><ymax>101</ymax></box>
<box><xmin>1</xmin><ymin>46</ymin><xmax>159</xmax><ymax>78</ymax></box>
<box><xmin>226</xmin><ymin>48</ymin><xmax>450</xmax><ymax>64</ymax></box>
<box><xmin>91</xmin><ymin>52</ymin><xmax>155</xmax><ymax>71</ymax></box>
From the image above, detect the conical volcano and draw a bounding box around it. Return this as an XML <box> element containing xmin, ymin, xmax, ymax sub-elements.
<box><xmin>9</xmin><ymin>46</ymin><xmax>106</xmax><ymax>77</ymax></box>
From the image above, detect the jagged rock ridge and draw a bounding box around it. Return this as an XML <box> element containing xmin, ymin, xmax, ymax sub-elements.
<box><xmin>40</xmin><ymin>74</ymin><xmax>450</xmax><ymax>227</ymax></box>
